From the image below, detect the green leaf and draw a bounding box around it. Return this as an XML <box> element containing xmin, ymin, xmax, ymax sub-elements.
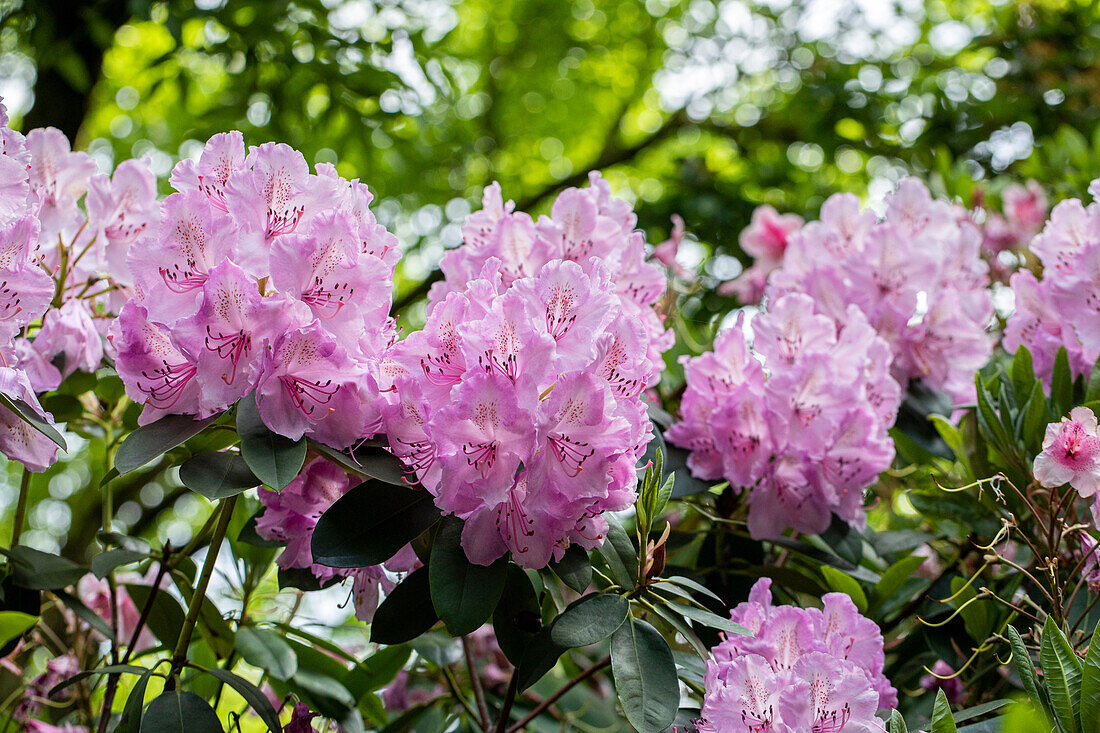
<box><xmin>492</xmin><ymin>566</ymin><xmax>542</xmax><ymax>666</ymax></box>
<box><xmin>596</xmin><ymin>514</ymin><xmax>638</xmax><ymax>589</ymax></box>
<box><xmin>9</xmin><ymin>546</ymin><xmax>87</xmax><ymax>589</ymax></box>
<box><xmin>90</xmin><ymin>548</ymin><xmax>147</xmax><ymax>579</ymax></box>
<box><xmin>820</xmin><ymin>566</ymin><xmax>868</xmax><ymax>614</ymax></box>
<box><xmin>0</xmin><ymin>611</ymin><xmax>36</xmax><ymax>648</ymax></box>
<box><xmin>199</xmin><ymin>667</ymin><xmax>283</xmax><ymax>733</ymax></box>
<box><xmin>889</xmin><ymin>709</ymin><xmax>909</xmax><ymax>733</ymax></box>
<box><xmin>514</xmin><ymin>626</ymin><xmax>566</xmax><ymax>692</ymax></box>
<box><xmin>0</xmin><ymin>393</ymin><xmax>67</xmax><ymax>451</ymax></box>
<box><xmin>1011</xmin><ymin>346</ymin><xmax>1037</xmax><ymax>400</ymax></box>
<box><xmin>114</xmin><ymin>667</ymin><xmax>154</xmax><ymax>733</ymax></box>
<box><xmin>345</xmin><ymin>645</ymin><xmax>412</xmax><ymax>697</ymax></box>
<box><xmin>1085</xmin><ymin>356</ymin><xmax>1100</xmax><ymax>405</ymax></box>
<box><xmin>549</xmin><ymin>544</ymin><xmax>592</xmax><ymax>593</ymax></box>
<box><xmin>1081</xmin><ymin>620</ymin><xmax>1100</xmax><ymax>733</ymax></box>
<box><xmin>237</xmin><ymin>396</ymin><xmax>306</xmax><ymax>490</ymax></box>
<box><xmin>126</xmin><ymin>584</ymin><xmax>186</xmax><ymax>649</ymax></box>
<box><xmin>550</xmin><ymin>593</ymin><xmax>630</xmax><ymax>647</ymax></box>
<box><xmin>1006</xmin><ymin>626</ymin><xmax>1046</xmax><ymax>715</ymax></box>
<box><xmin>115</xmin><ymin>413</ymin><xmax>216</xmax><ymax>473</ymax></box>
<box><xmin>310</xmin><ymin>441</ymin><xmax>409</xmax><ymax>485</ymax></box>
<box><xmin>667</xmin><ymin>601</ymin><xmax>750</xmax><ymax>637</ymax></box>
<box><xmin>1022</xmin><ymin>380</ymin><xmax>1051</xmax><ymax>454</ymax></box>
<box><xmin>1040</xmin><ymin>617</ymin><xmax>1083</xmax><ymax>733</ymax></box>
<box><xmin>930</xmin><ymin>689</ymin><xmax>958</xmax><ymax>733</ymax></box>
<box><xmin>313</xmin><ymin>481</ymin><xmax>441</xmax><ymax>568</ymax></box>
<box><xmin>429</xmin><ymin>517</ymin><xmax>507</xmax><ymax>635</ymax></box>
<box><xmin>370</xmin><ymin>567</ymin><xmax>438</xmax><ymax>645</ymax></box>
<box><xmin>179</xmin><ymin>452</ymin><xmax>259</xmax><ymax>499</ymax></box>
<box><xmin>236</xmin><ymin>626</ymin><xmax>297</xmax><ymax>680</ymax></box>
<box><xmin>49</xmin><ymin>663</ymin><xmax>149</xmax><ymax>695</ymax></box>
<box><xmin>610</xmin><ymin>616</ymin><xmax>679</xmax><ymax>733</ymax></box>
<box><xmin>653</xmin><ymin>473</ymin><xmax>675</xmax><ymax>520</ymax></box>
<box><xmin>872</xmin><ymin>555</ymin><xmax>926</xmax><ymax>612</ymax></box>
<box><xmin>1052</xmin><ymin>347</ymin><xmax>1074</xmax><ymax>418</ymax></box>
<box><xmin>140</xmin><ymin>690</ymin><xmax>223</xmax><ymax>733</ymax></box>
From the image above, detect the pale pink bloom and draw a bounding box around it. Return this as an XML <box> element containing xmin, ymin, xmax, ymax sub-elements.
<box><xmin>1033</xmin><ymin>406</ymin><xmax>1100</xmax><ymax>496</ymax></box>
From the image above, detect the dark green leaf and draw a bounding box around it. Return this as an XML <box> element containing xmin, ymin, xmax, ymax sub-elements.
<box><xmin>549</xmin><ymin>544</ymin><xmax>592</xmax><ymax>593</ymax></box>
<box><xmin>409</xmin><ymin>633</ymin><xmax>463</xmax><ymax>667</ymax></box>
<box><xmin>872</xmin><ymin>555</ymin><xmax>926</xmax><ymax>612</ymax></box>
<box><xmin>820</xmin><ymin>566</ymin><xmax>868</xmax><ymax>614</ymax></box>
<box><xmin>1086</xmin><ymin>356</ymin><xmax>1100</xmax><ymax>406</ymax></box>
<box><xmin>200</xmin><ymin>667</ymin><xmax>283</xmax><ymax>733</ymax></box>
<box><xmin>313</xmin><ymin>481</ymin><xmax>441</xmax><ymax>568</ymax></box>
<box><xmin>140</xmin><ymin>690</ymin><xmax>223</xmax><ymax>733</ymax></box>
<box><xmin>596</xmin><ymin>514</ymin><xmax>638</xmax><ymax>589</ymax></box>
<box><xmin>1011</xmin><ymin>346</ymin><xmax>1036</xmax><ymax>401</ymax></box>
<box><xmin>115</xmin><ymin>413</ymin><xmax>216</xmax><ymax>473</ymax></box>
<box><xmin>9</xmin><ymin>546</ymin><xmax>87</xmax><ymax>589</ymax></box>
<box><xmin>50</xmin><ymin>663</ymin><xmax>148</xmax><ymax>695</ymax></box>
<box><xmin>493</xmin><ymin>566</ymin><xmax>542</xmax><ymax>666</ymax></box>
<box><xmin>429</xmin><ymin>517</ymin><xmax>507</xmax><ymax>635</ymax></box>
<box><xmin>370</xmin><ymin>567</ymin><xmax>438</xmax><ymax>645</ymax></box>
<box><xmin>514</xmin><ymin>626</ymin><xmax>566</xmax><ymax>692</ymax></box>
<box><xmin>0</xmin><ymin>393</ymin><xmax>67</xmax><ymax>451</ymax></box>
<box><xmin>1006</xmin><ymin>626</ymin><xmax>1046</xmax><ymax>717</ymax></box>
<box><xmin>610</xmin><ymin>616</ymin><xmax>679</xmax><ymax>733</ymax></box>
<box><xmin>1079</xmin><ymin>620</ymin><xmax>1100</xmax><ymax>733</ymax></box>
<box><xmin>53</xmin><ymin>589</ymin><xmax>112</xmax><ymax>638</ymax></box>
<box><xmin>236</xmin><ymin>626</ymin><xmax>297</xmax><ymax>680</ymax></box>
<box><xmin>179</xmin><ymin>452</ymin><xmax>259</xmax><ymax>499</ymax></box>
<box><xmin>551</xmin><ymin>593</ymin><xmax>629</xmax><ymax>647</ymax></box>
<box><xmin>237</xmin><ymin>396</ymin><xmax>306</xmax><ymax>490</ymax></box>
<box><xmin>126</xmin><ymin>584</ymin><xmax>185</xmax><ymax>649</ymax></box>
<box><xmin>1040</xmin><ymin>617</ymin><xmax>1082</xmax><ymax>733</ymax></box>
<box><xmin>1052</xmin><ymin>347</ymin><xmax>1074</xmax><ymax>418</ymax></box>
<box><xmin>953</xmin><ymin>699</ymin><xmax>1011</xmax><ymax>723</ymax></box>
<box><xmin>90</xmin><ymin>548</ymin><xmax>147</xmax><ymax>579</ymax></box>
<box><xmin>666</xmin><ymin>601</ymin><xmax>749</xmax><ymax>637</ymax></box>
<box><xmin>889</xmin><ymin>709</ymin><xmax>909</xmax><ymax>733</ymax></box>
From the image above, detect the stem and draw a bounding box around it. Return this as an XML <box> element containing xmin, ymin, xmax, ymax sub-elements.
<box><xmin>442</xmin><ymin>666</ymin><xmax>481</xmax><ymax>721</ymax></box>
<box><xmin>11</xmin><ymin>468</ymin><xmax>31</xmax><ymax>546</ymax></box>
<box><xmin>494</xmin><ymin>672</ymin><xmax>520</xmax><ymax>733</ymax></box>
<box><xmin>461</xmin><ymin>635</ymin><xmax>492</xmax><ymax>731</ymax></box>
<box><xmin>506</xmin><ymin>656</ymin><xmax>610</xmax><ymax>733</ymax></box>
<box><xmin>121</xmin><ymin>545</ymin><xmax>171</xmax><ymax>664</ymax></box>
<box><xmin>168</xmin><ymin>496</ymin><xmax>237</xmax><ymax>686</ymax></box>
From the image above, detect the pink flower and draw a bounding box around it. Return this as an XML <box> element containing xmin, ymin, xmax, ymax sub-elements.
<box><xmin>1033</xmin><ymin>406</ymin><xmax>1100</xmax><ymax>496</ymax></box>
<box><xmin>721</xmin><ymin>205</ymin><xmax>804</xmax><ymax>303</ymax></box>
<box><xmin>0</xmin><ymin>367</ymin><xmax>59</xmax><ymax>472</ymax></box>
<box><xmin>920</xmin><ymin>660</ymin><xmax>964</xmax><ymax>705</ymax></box>
<box><xmin>32</xmin><ymin>299</ymin><xmax>103</xmax><ymax>379</ymax></box>
<box><xmin>285</xmin><ymin>702</ymin><xmax>319</xmax><ymax>733</ymax></box>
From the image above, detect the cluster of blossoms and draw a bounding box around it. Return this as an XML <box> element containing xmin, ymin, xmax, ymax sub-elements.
<box><xmin>255</xmin><ymin>457</ymin><xmax>419</xmax><ymax>620</ymax></box>
<box><xmin>763</xmin><ymin>179</ymin><xmax>994</xmax><ymax>405</ymax></box>
<box><xmin>668</xmin><ymin>293</ymin><xmax>900</xmax><ymax>538</ymax></box>
<box><xmin>110</xmin><ymin>132</ymin><xmax>399</xmax><ymax>447</ymax></box>
<box><xmin>380</xmin><ymin>176</ymin><xmax>666</xmax><ymax>568</ymax></box>
<box><xmin>725</xmin><ymin>180</ymin><xmax>993</xmax><ymax>405</ymax></box>
<box><xmin>1033</xmin><ymin>406</ymin><xmax>1100</xmax><ymax>517</ymax></box>
<box><xmin>1004</xmin><ymin>180</ymin><xmax>1100</xmax><ymax>382</ymax></box>
<box><xmin>0</xmin><ymin>97</ymin><xmax>157</xmax><ymax>471</ymax></box>
<box><xmin>696</xmin><ymin>578</ymin><xmax>896</xmax><ymax>732</ymax></box>
<box><xmin>13</xmin><ymin>653</ymin><xmax>81</xmax><ymax>726</ymax></box>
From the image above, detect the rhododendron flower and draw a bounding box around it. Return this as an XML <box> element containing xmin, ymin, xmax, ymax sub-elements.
<box><xmin>920</xmin><ymin>660</ymin><xmax>964</xmax><ymax>705</ymax></box>
<box><xmin>721</xmin><ymin>205</ymin><xmax>804</xmax><ymax>303</ymax></box>
<box><xmin>14</xmin><ymin>653</ymin><xmax>81</xmax><ymax>723</ymax></box>
<box><xmin>735</xmin><ymin>179</ymin><xmax>993</xmax><ymax>405</ymax></box>
<box><xmin>33</xmin><ymin>299</ymin><xmax>103</xmax><ymax>378</ymax></box>
<box><xmin>0</xmin><ymin>367</ymin><xmax>59</xmax><ymax>472</ymax></box>
<box><xmin>696</xmin><ymin>578</ymin><xmax>895</xmax><ymax>731</ymax></box>
<box><xmin>1033</xmin><ymin>406</ymin><xmax>1100</xmax><ymax>496</ymax></box>
<box><xmin>668</xmin><ymin>295</ymin><xmax>900</xmax><ymax>538</ymax></box>
<box><xmin>112</xmin><ymin>132</ymin><xmax>400</xmax><ymax>448</ymax></box>
<box><xmin>386</xmin><ymin>176</ymin><xmax>661</xmax><ymax>569</ymax></box>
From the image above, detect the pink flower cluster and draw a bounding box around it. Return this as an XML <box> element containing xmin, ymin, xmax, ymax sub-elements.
<box><xmin>255</xmin><ymin>457</ymin><xmax>419</xmax><ymax>621</ymax></box>
<box><xmin>1004</xmin><ymin>181</ymin><xmax>1100</xmax><ymax>381</ymax></box>
<box><xmin>0</xmin><ymin>97</ymin><xmax>154</xmax><ymax>471</ymax></box>
<box><xmin>667</xmin><ymin>293</ymin><xmax>900</xmax><ymax>539</ymax></box>
<box><xmin>14</xmin><ymin>653</ymin><xmax>81</xmax><ymax>724</ymax></box>
<box><xmin>720</xmin><ymin>205</ymin><xmax>804</xmax><ymax>304</ymax></box>
<box><xmin>764</xmin><ymin>179</ymin><xmax>994</xmax><ymax>405</ymax></box>
<box><xmin>380</xmin><ymin>177</ymin><xmax>662</xmax><ymax>569</ymax></box>
<box><xmin>1033</xmin><ymin>406</ymin><xmax>1100</xmax><ymax>502</ymax></box>
<box><xmin>110</xmin><ymin>132</ymin><xmax>400</xmax><ymax>447</ymax></box>
<box><xmin>696</xmin><ymin>578</ymin><xmax>895</xmax><ymax>733</ymax></box>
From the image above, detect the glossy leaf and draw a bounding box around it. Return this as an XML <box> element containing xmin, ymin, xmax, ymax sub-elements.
<box><xmin>200</xmin><ymin>667</ymin><xmax>283</xmax><ymax>733</ymax></box>
<box><xmin>1080</xmin><ymin>620</ymin><xmax>1100</xmax><ymax>733</ymax></box>
<box><xmin>179</xmin><ymin>452</ymin><xmax>260</xmax><ymax>499</ymax></box>
<box><xmin>820</xmin><ymin>565</ymin><xmax>868</xmax><ymax>614</ymax></box>
<box><xmin>930</xmin><ymin>689</ymin><xmax>958</xmax><ymax>733</ymax></box>
<box><xmin>610</xmin><ymin>616</ymin><xmax>679</xmax><ymax>733</ymax></box>
<box><xmin>0</xmin><ymin>611</ymin><xmax>36</xmax><ymax>649</ymax></box>
<box><xmin>9</xmin><ymin>546</ymin><xmax>87</xmax><ymax>589</ymax></box>
<box><xmin>345</xmin><ymin>645</ymin><xmax>412</xmax><ymax>697</ymax></box>
<box><xmin>549</xmin><ymin>544</ymin><xmax>592</xmax><ymax>593</ymax></box>
<box><xmin>1006</xmin><ymin>626</ymin><xmax>1047</xmax><ymax>719</ymax></box>
<box><xmin>313</xmin><ymin>481</ymin><xmax>441</xmax><ymax>568</ymax></box>
<box><xmin>551</xmin><ymin>593</ymin><xmax>630</xmax><ymax>647</ymax></box>
<box><xmin>493</xmin><ymin>566</ymin><xmax>542</xmax><ymax>666</ymax></box>
<box><xmin>237</xmin><ymin>396</ymin><xmax>306</xmax><ymax>490</ymax></box>
<box><xmin>889</xmin><ymin>709</ymin><xmax>909</xmax><ymax>733</ymax></box>
<box><xmin>115</xmin><ymin>667</ymin><xmax>154</xmax><ymax>733</ymax></box>
<box><xmin>90</xmin><ymin>548</ymin><xmax>146</xmax><ymax>579</ymax></box>
<box><xmin>115</xmin><ymin>413</ymin><xmax>215</xmax><ymax>473</ymax></box>
<box><xmin>429</xmin><ymin>517</ymin><xmax>507</xmax><ymax>635</ymax></box>
<box><xmin>370</xmin><ymin>567</ymin><xmax>438</xmax><ymax>645</ymax></box>
<box><xmin>140</xmin><ymin>690</ymin><xmax>223</xmax><ymax>733</ymax></box>
<box><xmin>0</xmin><ymin>393</ymin><xmax>67</xmax><ymax>451</ymax></box>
